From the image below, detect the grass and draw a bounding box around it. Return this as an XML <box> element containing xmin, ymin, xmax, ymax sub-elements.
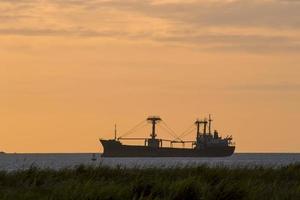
<box><xmin>0</xmin><ymin>164</ymin><xmax>299</xmax><ymax>200</ymax></box>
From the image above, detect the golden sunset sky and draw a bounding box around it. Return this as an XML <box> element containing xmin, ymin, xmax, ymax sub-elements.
<box><xmin>1</xmin><ymin>0</ymin><xmax>300</xmax><ymax>153</ymax></box>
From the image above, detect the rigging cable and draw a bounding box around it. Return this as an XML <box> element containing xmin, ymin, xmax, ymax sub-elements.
<box><xmin>179</xmin><ymin>127</ymin><xmax>196</xmax><ymax>139</ymax></box>
<box><xmin>118</xmin><ymin>119</ymin><xmax>147</xmax><ymax>139</ymax></box>
<box><xmin>161</xmin><ymin>121</ymin><xmax>181</xmax><ymax>140</ymax></box>
<box><xmin>157</xmin><ymin>123</ymin><xmax>182</xmax><ymax>141</ymax></box>
<box><xmin>178</xmin><ymin>123</ymin><xmax>196</xmax><ymax>139</ymax></box>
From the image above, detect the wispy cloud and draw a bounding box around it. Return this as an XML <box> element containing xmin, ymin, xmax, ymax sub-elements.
<box><xmin>231</xmin><ymin>83</ymin><xmax>300</xmax><ymax>91</ymax></box>
<box><xmin>91</xmin><ymin>0</ymin><xmax>300</xmax><ymax>28</ymax></box>
<box><xmin>0</xmin><ymin>28</ymin><xmax>126</xmax><ymax>37</ymax></box>
<box><xmin>1</xmin><ymin>0</ymin><xmax>300</xmax><ymax>53</ymax></box>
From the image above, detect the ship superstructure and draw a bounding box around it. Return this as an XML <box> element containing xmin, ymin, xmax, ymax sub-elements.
<box><xmin>100</xmin><ymin>115</ymin><xmax>235</xmax><ymax>157</ymax></box>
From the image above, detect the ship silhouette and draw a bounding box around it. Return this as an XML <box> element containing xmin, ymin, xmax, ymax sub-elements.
<box><xmin>100</xmin><ymin>115</ymin><xmax>235</xmax><ymax>157</ymax></box>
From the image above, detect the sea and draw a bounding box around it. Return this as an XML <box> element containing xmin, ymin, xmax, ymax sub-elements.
<box><xmin>0</xmin><ymin>153</ymin><xmax>300</xmax><ymax>171</ymax></box>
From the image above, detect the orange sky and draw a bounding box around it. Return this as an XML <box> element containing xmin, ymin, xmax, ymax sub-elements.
<box><xmin>1</xmin><ymin>0</ymin><xmax>300</xmax><ymax>153</ymax></box>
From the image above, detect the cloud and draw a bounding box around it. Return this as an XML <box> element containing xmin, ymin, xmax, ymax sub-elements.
<box><xmin>75</xmin><ymin>0</ymin><xmax>300</xmax><ymax>28</ymax></box>
<box><xmin>0</xmin><ymin>28</ymin><xmax>126</xmax><ymax>37</ymax></box>
<box><xmin>1</xmin><ymin>0</ymin><xmax>300</xmax><ymax>53</ymax></box>
<box><xmin>1</xmin><ymin>27</ymin><xmax>299</xmax><ymax>53</ymax></box>
<box><xmin>232</xmin><ymin>83</ymin><xmax>300</xmax><ymax>91</ymax></box>
<box><xmin>0</xmin><ymin>15</ymin><xmax>30</xmax><ymax>22</ymax></box>
<box><xmin>155</xmin><ymin>34</ymin><xmax>300</xmax><ymax>53</ymax></box>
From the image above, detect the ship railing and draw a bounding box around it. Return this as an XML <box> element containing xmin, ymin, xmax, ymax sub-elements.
<box><xmin>228</xmin><ymin>141</ymin><xmax>235</xmax><ymax>146</ymax></box>
<box><xmin>118</xmin><ymin>138</ymin><xmax>174</xmax><ymax>142</ymax></box>
<box><xmin>118</xmin><ymin>137</ymin><xmax>196</xmax><ymax>148</ymax></box>
<box><xmin>169</xmin><ymin>140</ymin><xmax>196</xmax><ymax>148</ymax></box>
<box><xmin>225</xmin><ymin>135</ymin><xmax>233</xmax><ymax>140</ymax></box>
<box><xmin>118</xmin><ymin>137</ymin><xmax>148</xmax><ymax>140</ymax></box>
<box><xmin>170</xmin><ymin>140</ymin><xmax>194</xmax><ymax>143</ymax></box>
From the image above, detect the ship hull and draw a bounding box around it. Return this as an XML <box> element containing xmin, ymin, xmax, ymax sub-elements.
<box><xmin>100</xmin><ymin>140</ymin><xmax>235</xmax><ymax>157</ymax></box>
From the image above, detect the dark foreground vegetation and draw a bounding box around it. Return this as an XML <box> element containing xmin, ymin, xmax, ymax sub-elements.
<box><xmin>0</xmin><ymin>164</ymin><xmax>299</xmax><ymax>200</ymax></box>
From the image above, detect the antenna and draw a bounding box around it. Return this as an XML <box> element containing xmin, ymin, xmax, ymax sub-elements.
<box><xmin>208</xmin><ymin>114</ymin><xmax>213</xmax><ymax>135</ymax></box>
<box><xmin>114</xmin><ymin>124</ymin><xmax>117</xmax><ymax>140</ymax></box>
<box><xmin>203</xmin><ymin>118</ymin><xmax>208</xmax><ymax>135</ymax></box>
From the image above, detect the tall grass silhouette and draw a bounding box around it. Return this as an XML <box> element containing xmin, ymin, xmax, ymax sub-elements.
<box><xmin>0</xmin><ymin>164</ymin><xmax>299</xmax><ymax>199</ymax></box>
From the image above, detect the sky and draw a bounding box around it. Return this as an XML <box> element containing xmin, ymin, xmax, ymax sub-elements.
<box><xmin>1</xmin><ymin>0</ymin><xmax>300</xmax><ymax>153</ymax></box>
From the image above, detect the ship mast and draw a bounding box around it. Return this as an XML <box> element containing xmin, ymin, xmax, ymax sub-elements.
<box><xmin>114</xmin><ymin>124</ymin><xmax>117</xmax><ymax>140</ymax></box>
<box><xmin>195</xmin><ymin>119</ymin><xmax>201</xmax><ymax>139</ymax></box>
<box><xmin>203</xmin><ymin>120</ymin><xmax>208</xmax><ymax>135</ymax></box>
<box><xmin>147</xmin><ymin>116</ymin><xmax>161</xmax><ymax>139</ymax></box>
<box><xmin>208</xmin><ymin>114</ymin><xmax>213</xmax><ymax>135</ymax></box>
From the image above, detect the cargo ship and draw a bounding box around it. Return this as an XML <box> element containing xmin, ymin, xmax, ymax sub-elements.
<box><xmin>100</xmin><ymin>116</ymin><xmax>235</xmax><ymax>157</ymax></box>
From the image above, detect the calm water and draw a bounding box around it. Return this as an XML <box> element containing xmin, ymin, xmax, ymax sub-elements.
<box><xmin>0</xmin><ymin>153</ymin><xmax>300</xmax><ymax>171</ymax></box>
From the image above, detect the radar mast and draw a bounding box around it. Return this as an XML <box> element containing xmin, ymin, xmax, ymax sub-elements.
<box><xmin>147</xmin><ymin>116</ymin><xmax>161</xmax><ymax>139</ymax></box>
